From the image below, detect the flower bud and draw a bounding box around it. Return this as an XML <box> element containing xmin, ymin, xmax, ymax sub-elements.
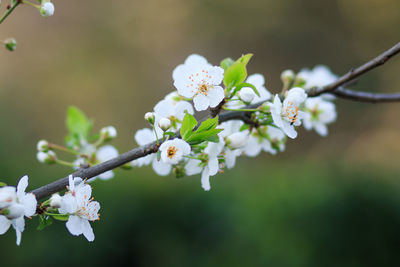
<box><xmin>0</xmin><ymin>186</ymin><xmax>17</xmax><ymax>209</ymax></box>
<box><xmin>158</xmin><ymin>118</ymin><xmax>171</xmax><ymax>131</ymax></box>
<box><xmin>6</xmin><ymin>203</ymin><xmax>25</xmax><ymax>219</ymax></box>
<box><xmin>239</xmin><ymin>87</ymin><xmax>255</xmax><ymax>103</ymax></box>
<box><xmin>280</xmin><ymin>69</ymin><xmax>295</xmax><ymax>82</ymax></box>
<box><xmin>37</xmin><ymin>140</ymin><xmax>50</xmax><ymax>152</ymax></box>
<box><xmin>40</xmin><ymin>2</ymin><xmax>55</xmax><ymax>17</ymax></box>
<box><xmin>144</xmin><ymin>112</ymin><xmax>155</xmax><ymax>124</ymax></box>
<box><xmin>37</xmin><ymin>151</ymin><xmax>56</xmax><ymax>164</ymax></box>
<box><xmin>4</xmin><ymin>38</ymin><xmax>16</xmax><ymax>52</ymax></box>
<box><xmin>49</xmin><ymin>193</ymin><xmax>62</xmax><ymax>208</ymax></box>
<box><xmin>226</xmin><ymin>132</ymin><xmax>247</xmax><ymax>149</ymax></box>
<box><xmin>100</xmin><ymin>126</ymin><xmax>117</xmax><ymax>140</ymax></box>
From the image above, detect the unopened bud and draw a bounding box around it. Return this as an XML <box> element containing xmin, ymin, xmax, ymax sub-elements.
<box><xmin>100</xmin><ymin>126</ymin><xmax>117</xmax><ymax>140</ymax></box>
<box><xmin>144</xmin><ymin>112</ymin><xmax>155</xmax><ymax>124</ymax></box>
<box><xmin>37</xmin><ymin>151</ymin><xmax>56</xmax><ymax>164</ymax></box>
<box><xmin>37</xmin><ymin>140</ymin><xmax>50</xmax><ymax>152</ymax></box>
<box><xmin>158</xmin><ymin>118</ymin><xmax>171</xmax><ymax>131</ymax></box>
<box><xmin>239</xmin><ymin>87</ymin><xmax>255</xmax><ymax>103</ymax></box>
<box><xmin>4</xmin><ymin>38</ymin><xmax>16</xmax><ymax>52</ymax></box>
<box><xmin>40</xmin><ymin>2</ymin><xmax>55</xmax><ymax>17</ymax></box>
<box><xmin>227</xmin><ymin>132</ymin><xmax>247</xmax><ymax>149</ymax></box>
<box><xmin>49</xmin><ymin>193</ymin><xmax>62</xmax><ymax>208</ymax></box>
<box><xmin>280</xmin><ymin>69</ymin><xmax>295</xmax><ymax>82</ymax></box>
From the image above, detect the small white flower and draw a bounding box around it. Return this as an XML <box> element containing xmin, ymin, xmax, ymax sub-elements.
<box><xmin>159</xmin><ymin>139</ymin><xmax>191</xmax><ymax>164</ymax></box>
<box><xmin>173</xmin><ymin>54</ymin><xmax>225</xmax><ymax>111</ymax></box>
<box><xmin>227</xmin><ymin>132</ymin><xmax>247</xmax><ymax>149</ymax></box>
<box><xmin>40</xmin><ymin>2</ymin><xmax>55</xmax><ymax>17</ymax></box>
<box><xmin>0</xmin><ymin>176</ymin><xmax>37</xmax><ymax>246</ymax></box>
<box><xmin>49</xmin><ymin>193</ymin><xmax>63</xmax><ymax>208</ymax></box>
<box><xmin>239</xmin><ymin>87</ymin><xmax>255</xmax><ymax>103</ymax></box>
<box><xmin>158</xmin><ymin>118</ymin><xmax>171</xmax><ymax>131</ymax></box>
<box><xmin>302</xmin><ymin>97</ymin><xmax>337</xmax><ymax>136</ymax></box>
<box><xmin>37</xmin><ymin>150</ymin><xmax>56</xmax><ymax>163</ymax></box>
<box><xmin>37</xmin><ymin>140</ymin><xmax>49</xmax><ymax>152</ymax></box>
<box><xmin>131</xmin><ymin>128</ymin><xmax>172</xmax><ymax>176</ymax></box>
<box><xmin>100</xmin><ymin>126</ymin><xmax>117</xmax><ymax>139</ymax></box>
<box><xmin>59</xmin><ymin>175</ymin><xmax>100</xmax><ymax>242</ymax></box>
<box><xmin>298</xmin><ymin>65</ymin><xmax>337</xmax><ymax>89</ymax></box>
<box><xmin>281</xmin><ymin>69</ymin><xmax>295</xmax><ymax>82</ymax></box>
<box><xmin>0</xmin><ymin>187</ymin><xmax>17</xmax><ymax>209</ymax></box>
<box><xmin>154</xmin><ymin>92</ymin><xmax>194</xmax><ymax>123</ymax></box>
<box><xmin>270</xmin><ymin>87</ymin><xmax>307</xmax><ymax>139</ymax></box>
<box><xmin>185</xmin><ymin>141</ymin><xmax>224</xmax><ymax>191</ymax></box>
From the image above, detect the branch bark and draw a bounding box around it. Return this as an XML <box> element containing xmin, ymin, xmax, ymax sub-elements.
<box><xmin>30</xmin><ymin>41</ymin><xmax>400</xmax><ymax>200</ymax></box>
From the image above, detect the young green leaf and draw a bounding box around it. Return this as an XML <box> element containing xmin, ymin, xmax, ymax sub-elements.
<box><xmin>239</xmin><ymin>124</ymin><xmax>250</xmax><ymax>131</ymax></box>
<box><xmin>37</xmin><ymin>215</ymin><xmax>53</xmax><ymax>230</ymax></box>
<box><xmin>186</xmin><ymin>128</ymin><xmax>223</xmax><ymax>143</ymax></box>
<box><xmin>223</xmin><ymin>54</ymin><xmax>253</xmax><ymax>89</ymax></box>
<box><xmin>195</xmin><ymin>116</ymin><xmax>219</xmax><ymax>133</ymax></box>
<box><xmin>230</xmin><ymin>82</ymin><xmax>260</xmax><ymax>97</ymax></box>
<box><xmin>220</xmin><ymin>58</ymin><xmax>235</xmax><ymax>71</ymax></box>
<box><xmin>180</xmin><ymin>113</ymin><xmax>198</xmax><ymax>140</ymax></box>
<box><xmin>66</xmin><ymin>106</ymin><xmax>93</xmax><ymax>139</ymax></box>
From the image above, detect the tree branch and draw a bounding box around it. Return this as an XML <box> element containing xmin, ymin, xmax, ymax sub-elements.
<box><xmin>307</xmin><ymin>42</ymin><xmax>400</xmax><ymax>97</ymax></box>
<box><xmin>0</xmin><ymin>0</ymin><xmax>21</xmax><ymax>24</ymax></box>
<box><xmin>30</xmin><ymin>42</ymin><xmax>400</xmax><ymax>200</ymax></box>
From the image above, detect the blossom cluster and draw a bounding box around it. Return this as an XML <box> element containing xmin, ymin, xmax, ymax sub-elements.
<box><xmin>132</xmin><ymin>55</ymin><xmax>338</xmax><ymax>190</ymax></box>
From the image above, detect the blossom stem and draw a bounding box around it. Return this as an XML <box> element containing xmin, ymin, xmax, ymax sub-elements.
<box><xmin>0</xmin><ymin>0</ymin><xmax>21</xmax><ymax>24</ymax></box>
<box><xmin>49</xmin><ymin>143</ymin><xmax>80</xmax><ymax>155</ymax></box>
<box><xmin>55</xmin><ymin>159</ymin><xmax>75</xmax><ymax>167</ymax></box>
<box><xmin>21</xmin><ymin>0</ymin><xmax>39</xmax><ymax>9</ymax></box>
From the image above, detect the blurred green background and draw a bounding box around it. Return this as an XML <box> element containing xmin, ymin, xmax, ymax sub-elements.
<box><xmin>1</xmin><ymin>0</ymin><xmax>400</xmax><ymax>266</ymax></box>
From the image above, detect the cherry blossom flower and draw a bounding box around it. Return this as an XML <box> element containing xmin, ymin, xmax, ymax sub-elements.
<box><xmin>40</xmin><ymin>2</ymin><xmax>55</xmax><ymax>17</ymax></box>
<box><xmin>243</xmin><ymin>126</ymin><xmax>286</xmax><ymax>157</ymax></box>
<box><xmin>173</xmin><ymin>54</ymin><xmax>225</xmax><ymax>111</ymax></box>
<box><xmin>59</xmin><ymin>175</ymin><xmax>100</xmax><ymax>242</ymax></box>
<box><xmin>302</xmin><ymin>97</ymin><xmax>337</xmax><ymax>136</ymax></box>
<box><xmin>154</xmin><ymin>92</ymin><xmax>194</xmax><ymax>123</ymax></box>
<box><xmin>270</xmin><ymin>87</ymin><xmax>307</xmax><ymax>139</ymax></box>
<box><xmin>159</xmin><ymin>139</ymin><xmax>191</xmax><ymax>164</ymax></box>
<box><xmin>0</xmin><ymin>176</ymin><xmax>37</xmax><ymax>245</ymax></box>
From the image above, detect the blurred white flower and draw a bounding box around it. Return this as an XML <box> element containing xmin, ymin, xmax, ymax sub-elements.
<box><xmin>40</xmin><ymin>2</ymin><xmax>55</xmax><ymax>17</ymax></box>
<box><xmin>302</xmin><ymin>97</ymin><xmax>337</xmax><ymax>136</ymax></box>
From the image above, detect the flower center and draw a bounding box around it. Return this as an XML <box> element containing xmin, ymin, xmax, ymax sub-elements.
<box><xmin>284</xmin><ymin>101</ymin><xmax>299</xmax><ymax>125</ymax></box>
<box><xmin>167</xmin><ymin>146</ymin><xmax>178</xmax><ymax>159</ymax></box>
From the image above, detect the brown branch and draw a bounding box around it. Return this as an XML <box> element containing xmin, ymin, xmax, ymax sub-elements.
<box><xmin>307</xmin><ymin>42</ymin><xmax>400</xmax><ymax>97</ymax></box>
<box><xmin>30</xmin><ymin>42</ymin><xmax>400</xmax><ymax>200</ymax></box>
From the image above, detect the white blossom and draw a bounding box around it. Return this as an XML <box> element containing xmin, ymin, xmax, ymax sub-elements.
<box><xmin>302</xmin><ymin>97</ymin><xmax>337</xmax><ymax>136</ymax></box>
<box><xmin>40</xmin><ymin>2</ymin><xmax>55</xmax><ymax>17</ymax></box>
<box><xmin>270</xmin><ymin>87</ymin><xmax>307</xmax><ymax>139</ymax></box>
<box><xmin>49</xmin><ymin>193</ymin><xmax>62</xmax><ymax>208</ymax></box>
<box><xmin>0</xmin><ymin>187</ymin><xmax>17</xmax><ymax>209</ymax></box>
<box><xmin>0</xmin><ymin>176</ymin><xmax>37</xmax><ymax>246</ymax></box>
<box><xmin>59</xmin><ymin>175</ymin><xmax>100</xmax><ymax>242</ymax></box>
<box><xmin>154</xmin><ymin>91</ymin><xmax>194</xmax><ymax>123</ymax></box>
<box><xmin>239</xmin><ymin>87</ymin><xmax>255</xmax><ymax>103</ymax></box>
<box><xmin>100</xmin><ymin>126</ymin><xmax>117</xmax><ymax>139</ymax></box>
<box><xmin>173</xmin><ymin>54</ymin><xmax>225</xmax><ymax>111</ymax></box>
<box><xmin>243</xmin><ymin>126</ymin><xmax>286</xmax><ymax>157</ymax></box>
<box><xmin>37</xmin><ymin>150</ymin><xmax>56</xmax><ymax>163</ymax></box>
<box><xmin>37</xmin><ymin>140</ymin><xmax>49</xmax><ymax>152</ymax></box>
<box><xmin>158</xmin><ymin>118</ymin><xmax>171</xmax><ymax>131</ymax></box>
<box><xmin>159</xmin><ymin>139</ymin><xmax>191</xmax><ymax>164</ymax></box>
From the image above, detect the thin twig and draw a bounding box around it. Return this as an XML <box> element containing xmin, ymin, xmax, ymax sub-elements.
<box><xmin>30</xmin><ymin>42</ymin><xmax>400</xmax><ymax>200</ymax></box>
<box><xmin>0</xmin><ymin>1</ymin><xmax>21</xmax><ymax>24</ymax></box>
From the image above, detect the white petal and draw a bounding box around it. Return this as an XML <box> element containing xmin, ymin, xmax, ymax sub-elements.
<box><xmin>12</xmin><ymin>216</ymin><xmax>25</xmax><ymax>233</ymax></box>
<box><xmin>0</xmin><ymin>216</ymin><xmax>11</xmax><ymax>234</ymax></box>
<box><xmin>201</xmin><ymin>168</ymin><xmax>211</xmax><ymax>191</ymax></box>
<box><xmin>97</xmin><ymin>145</ymin><xmax>118</xmax><ymax>162</ymax></box>
<box><xmin>208</xmin><ymin>66</ymin><xmax>224</xmax><ymax>85</ymax></box>
<box><xmin>246</xmin><ymin>73</ymin><xmax>265</xmax><ymax>87</ymax></box>
<box><xmin>193</xmin><ymin>94</ymin><xmax>210</xmax><ymax>111</ymax></box>
<box><xmin>98</xmin><ymin>170</ymin><xmax>114</xmax><ymax>180</ymax></box>
<box><xmin>244</xmin><ymin>137</ymin><xmax>262</xmax><ymax>157</ymax></box>
<box><xmin>66</xmin><ymin>215</ymin><xmax>84</xmax><ymax>236</ymax></box>
<box><xmin>185</xmin><ymin>159</ymin><xmax>203</xmax><ymax>176</ymax></box>
<box><xmin>152</xmin><ymin>159</ymin><xmax>171</xmax><ymax>176</ymax></box>
<box><xmin>82</xmin><ymin>219</ymin><xmax>95</xmax><ymax>242</ymax></box>
<box><xmin>315</xmin><ymin>123</ymin><xmax>328</xmax><ymax>136</ymax></box>
<box><xmin>16</xmin><ymin>175</ymin><xmax>29</xmax><ymax>199</ymax></box>
<box><xmin>135</xmin><ymin>128</ymin><xmax>156</xmax><ymax>145</ymax></box>
<box><xmin>225</xmin><ymin>150</ymin><xmax>237</xmax><ymax>169</ymax></box>
<box><xmin>207</xmin><ymin>157</ymin><xmax>219</xmax><ymax>176</ymax></box>
<box><xmin>282</xmin><ymin>122</ymin><xmax>297</xmax><ymax>139</ymax></box>
<box><xmin>15</xmin><ymin>228</ymin><xmax>22</xmax><ymax>246</ymax></box>
<box><xmin>208</xmin><ymin>86</ymin><xmax>225</xmax><ymax>108</ymax></box>
<box><xmin>20</xmin><ymin>193</ymin><xmax>37</xmax><ymax>217</ymax></box>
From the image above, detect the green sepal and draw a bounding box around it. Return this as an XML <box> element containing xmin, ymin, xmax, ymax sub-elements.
<box><xmin>52</xmin><ymin>214</ymin><xmax>69</xmax><ymax>221</ymax></box>
<box><xmin>37</xmin><ymin>215</ymin><xmax>53</xmax><ymax>230</ymax></box>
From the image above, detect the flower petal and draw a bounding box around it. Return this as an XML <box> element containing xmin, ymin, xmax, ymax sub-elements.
<box><xmin>82</xmin><ymin>219</ymin><xmax>95</xmax><ymax>242</ymax></box>
<box><xmin>208</xmin><ymin>86</ymin><xmax>225</xmax><ymax>108</ymax></box>
<box><xmin>0</xmin><ymin>215</ymin><xmax>11</xmax><ymax>234</ymax></box>
<box><xmin>66</xmin><ymin>215</ymin><xmax>84</xmax><ymax>236</ymax></box>
<box><xmin>201</xmin><ymin>167</ymin><xmax>211</xmax><ymax>191</ymax></box>
<box><xmin>193</xmin><ymin>94</ymin><xmax>210</xmax><ymax>111</ymax></box>
<box><xmin>20</xmin><ymin>193</ymin><xmax>37</xmax><ymax>217</ymax></box>
<box><xmin>16</xmin><ymin>175</ymin><xmax>29</xmax><ymax>199</ymax></box>
<box><xmin>152</xmin><ymin>159</ymin><xmax>171</xmax><ymax>176</ymax></box>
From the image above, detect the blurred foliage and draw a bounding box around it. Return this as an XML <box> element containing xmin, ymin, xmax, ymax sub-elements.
<box><xmin>0</xmin><ymin>0</ymin><xmax>399</xmax><ymax>265</ymax></box>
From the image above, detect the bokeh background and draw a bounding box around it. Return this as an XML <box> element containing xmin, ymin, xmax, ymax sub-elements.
<box><xmin>1</xmin><ymin>0</ymin><xmax>400</xmax><ymax>266</ymax></box>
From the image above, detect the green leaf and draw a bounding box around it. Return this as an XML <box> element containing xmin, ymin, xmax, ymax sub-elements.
<box><xmin>37</xmin><ymin>215</ymin><xmax>53</xmax><ymax>230</ymax></box>
<box><xmin>0</xmin><ymin>182</ymin><xmax>6</xmax><ymax>187</ymax></box>
<box><xmin>195</xmin><ymin>116</ymin><xmax>219</xmax><ymax>133</ymax></box>
<box><xmin>164</xmin><ymin>131</ymin><xmax>176</xmax><ymax>137</ymax></box>
<box><xmin>66</xmin><ymin>106</ymin><xmax>93</xmax><ymax>139</ymax></box>
<box><xmin>180</xmin><ymin>113</ymin><xmax>198</xmax><ymax>140</ymax></box>
<box><xmin>223</xmin><ymin>54</ymin><xmax>253</xmax><ymax>89</ymax></box>
<box><xmin>220</xmin><ymin>58</ymin><xmax>235</xmax><ymax>71</ymax></box>
<box><xmin>52</xmin><ymin>214</ymin><xmax>69</xmax><ymax>221</ymax></box>
<box><xmin>239</xmin><ymin>124</ymin><xmax>250</xmax><ymax>132</ymax></box>
<box><xmin>231</xmin><ymin>82</ymin><xmax>260</xmax><ymax>97</ymax></box>
<box><xmin>186</xmin><ymin>128</ymin><xmax>223</xmax><ymax>143</ymax></box>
